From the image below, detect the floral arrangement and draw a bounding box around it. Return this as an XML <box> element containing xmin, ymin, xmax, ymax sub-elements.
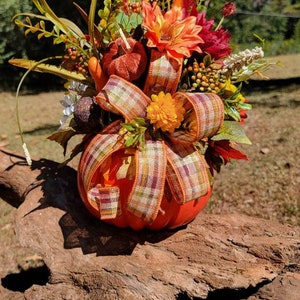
<box><xmin>10</xmin><ymin>0</ymin><xmax>274</xmax><ymax>229</ymax></box>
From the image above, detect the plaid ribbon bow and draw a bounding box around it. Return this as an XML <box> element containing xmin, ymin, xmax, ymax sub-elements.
<box><xmin>78</xmin><ymin>51</ymin><xmax>224</xmax><ymax>224</ymax></box>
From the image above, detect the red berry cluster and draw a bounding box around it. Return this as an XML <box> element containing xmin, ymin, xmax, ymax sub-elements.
<box><xmin>62</xmin><ymin>47</ymin><xmax>88</xmax><ymax>75</ymax></box>
<box><xmin>122</xmin><ymin>0</ymin><xmax>141</xmax><ymax>14</ymax></box>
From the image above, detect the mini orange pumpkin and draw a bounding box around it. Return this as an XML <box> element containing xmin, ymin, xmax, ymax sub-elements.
<box><xmin>102</xmin><ymin>37</ymin><xmax>147</xmax><ymax>82</ymax></box>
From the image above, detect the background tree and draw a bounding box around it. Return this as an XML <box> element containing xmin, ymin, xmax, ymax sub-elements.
<box><xmin>1</xmin><ymin>0</ymin><xmax>299</xmax><ymax>92</ymax></box>
<box><xmin>0</xmin><ymin>0</ymin><xmax>95</xmax><ymax>91</ymax></box>
<box><xmin>206</xmin><ymin>0</ymin><xmax>300</xmax><ymax>54</ymax></box>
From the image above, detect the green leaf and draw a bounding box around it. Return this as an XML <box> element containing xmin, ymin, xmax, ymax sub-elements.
<box><xmin>122</xmin><ymin>123</ymin><xmax>136</xmax><ymax>132</ymax></box>
<box><xmin>34</xmin><ymin>0</ymin><xmax>69</xmax><ymax>35</ymax></box>
<box><xmin>203</xmin><ymin>53</ymin><xmax>212</xmax><ymax>67</ymax></box>
<box><xmin>59</xmin><ymin>137</ymin><xmax>87</xmax><ymax>166</ymax></box>
<box><xmin>9</xmin><ymin>58</ymin><xmax>88</xmax><ymax>83</ymax></box>
<box><xmin>25</xmin><ymin>16</ymin><xmax>32</xmax><ymax>25</ymax></box>
<box><xmin>224</xmin><ymin>103</ymin><xmax>241</xmax><ymax>121</ymax></box>
<box><xmin>229</xmin><ymin>82</ymin><xmax>243</xmax><ymax>100</ymax></box>
<box><xmin>239</xmin><ymin>102</ymin><xmax>252</xmax><ymax>110</ymax></box>
<box><xmin>47</xmin><ymin>128</ymin><xmax>76</xmax><ymax>155</ymax></box>
<box><xmin>40</xmin><ymin>20</ymin><xmax>45</xmax><ymax>30</ymax></box>
<box><xmin>73</xmin><ymin>2</ymin><xmax>103</xmax><ymax>48</ymax></box>
<box><xmin>88</xmin><ymin>0</ymin><xmax>99</xmax><ymax>56</ymax></box>
<box><xmin>37</xmin><ymin>32</ymin><xmax>45</xmax><ymax>40</ymax></box>
<box><xmin>116</xmin><ymin>12</ymin><xmax>142</xmax><ymax>33</ymax></box>
<box><xmin>24</xmin><ymin>29</ymin><xmax>31</xmax><ymax>36</ymax></box>
<box><xmin>134</xmin><ymin>117</ymin><xmax>148</xmax><ymax>127</ymax></box>
<box><xmin>124</xmin><ymin>136</ymin><xmax>135</xmax><ymax>147</ymax></box>
<box><xmin>44</xmin><ymin>30</ymin><xmax>54</xmax><ymax>38</ymax></box>
<box><xmin>211</xmin><ymin>121</ymin><xmax>252</xmax><ymax>144</ymax></box>
<box><xmin>121</xmin><ymin>117</ymin><xmax>148</xmax><ymax>149</ymax></box>
<box><xmin>53</xmin><ymin>36</ymin><xmax>65</xmax><ymax>44</ymax></box>
<box><xmin>14</xmin><ymin>19</ymin><xmax>24</xmax><ymax>27</ymax></box>
<box><xmin>53</xmin><ymin>24</ymin><xmax>60</xmax><ymax>35</ymax></box>
<box><xmin>59</xmin><ymin>17</ymin><xmax>85</xmax><ymax>38</ymax></box>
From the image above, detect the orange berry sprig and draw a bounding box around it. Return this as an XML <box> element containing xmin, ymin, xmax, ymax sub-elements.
<box><xmin>185</xmin><ymin>61</ymin><xmax>224</xmax><ymax>93</ymax></box>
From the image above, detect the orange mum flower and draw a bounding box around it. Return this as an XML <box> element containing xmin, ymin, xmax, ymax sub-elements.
<box><xmin>141</xmin><ymin>1</ymin><xmax>203</xmax><ymax>62</ymax></box>
<box><xmin>146</xmin><ymin>91</ymin><xmax>185</xmax><ymax>133</ymax></box>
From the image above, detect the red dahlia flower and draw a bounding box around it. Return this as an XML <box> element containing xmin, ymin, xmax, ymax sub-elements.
<box><xmin>180</xmin><ymin>1</ymin><xmax>232</xmax><ymax>60</ymax></box>
<box><xmin>196</xmin><ymin>13</ymin><xmax>232</xmax><ymax>60</ymax></box>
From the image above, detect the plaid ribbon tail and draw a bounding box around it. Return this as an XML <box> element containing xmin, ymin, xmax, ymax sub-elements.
<box><xmin>166</xmin><ymin>142</ymin><xmax>210</xmax><ymax>204</ymax></box>
<box><xmin>127</xmin><ymin>140</ymin><xmax>167</xmax><ymax>223</ymax></box>
<box><xmin>143</xmin><ymin>50</ymin><xmax>183</xmax><ymax>96</ymax></box>
<box><xmin>80</xmin><ymin>121</ymin><xmax>123</xmax><ymax>191</ymax></box>
<box><xmin>88</xmin><ymin>185</ymin><xmax>121</xmax><ymax>219</ymax></box>
<box><xmin>95</xmin><ymin>75</ymin><xmax>151</xmax><ymax>121</ymax></box>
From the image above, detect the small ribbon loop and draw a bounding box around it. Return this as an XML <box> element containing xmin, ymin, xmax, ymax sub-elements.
<box><xmin>80</xmin><ymin>121</ymin><xmax>123</xmax><ymax>192</ymax></box>
<box><xmin>95</xmin><ymin>75</ymin><xmax>151</xmax><ymax>121</ymax></box>
<box><xmin>88</xmin><ymin>185</ymin><xmax>121</xmax><ymax>219</ymax></box>
<box><xmin>171</xmin><ymin>92</ymin><xmax>224</xmax><ymax>143</ymax></box>
<box><xmin>127</xmin><ymin>140</ymin><xmax>167</xmax><ymax>223</ymax></box>
<box><xmin>143</xmin><ymin>50</ymin><xmax>183</xmax><ymax>96</ymax></box>
<box><xmin>165</xmin><ymin>142</ymin><xmax>210</xmax><ymax>204</ymax></box>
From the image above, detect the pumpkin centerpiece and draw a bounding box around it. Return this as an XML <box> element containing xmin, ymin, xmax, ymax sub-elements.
<box><xmin>11</xmin><ymin>0</ymin><xmax>273</xmax><ymax>230</ymax></box>
<box><xmin>76</xmin><ymin>70</ymin><xmax>224</xmax><ymax>229</ymax></box>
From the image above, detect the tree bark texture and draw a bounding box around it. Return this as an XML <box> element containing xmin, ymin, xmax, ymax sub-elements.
<box><xmin>0</xmin><ymin>147</ymin><xmax>299</xmax><ymax>300</ymax></box>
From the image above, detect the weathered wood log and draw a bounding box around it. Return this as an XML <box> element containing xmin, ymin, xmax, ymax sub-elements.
<box><xmin>0</xmin><ymin>147</ymin><xmax>299</xmax><ymax>300</ymax></box>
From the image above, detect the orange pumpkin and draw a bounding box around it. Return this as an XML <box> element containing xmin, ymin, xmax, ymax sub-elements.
<box><xmin>78</xmin><ymin>148</ymin><xmax>212</xmax><ymax>231</ymax></box>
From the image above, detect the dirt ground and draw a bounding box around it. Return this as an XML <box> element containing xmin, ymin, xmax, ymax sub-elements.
<box><xmin>0</xmin><ymin>54</ymin><xmax>299</xmax><ymax>293</ymax></box>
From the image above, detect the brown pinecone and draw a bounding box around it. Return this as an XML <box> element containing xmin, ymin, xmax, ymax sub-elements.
<box><xmin>73</xmin><ymin>97</ymin><xmax>102</xmax><ymax>133</ymax></box>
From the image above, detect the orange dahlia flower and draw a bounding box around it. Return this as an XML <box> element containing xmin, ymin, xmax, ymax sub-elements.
<box><xmin>141</xmin><ymin>1</ymin><xmax>203</xmax><ymax>62</ymax></box>
<box><xmin>146</xmin><ymin>91</ymin><xmax>185</xmax><ymax>133</ymax></box>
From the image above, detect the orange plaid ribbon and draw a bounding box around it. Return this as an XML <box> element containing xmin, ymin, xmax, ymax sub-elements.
<box><xmin>79</xmin><ymin>51</ymin><xmax>224</xmax><ymax>223</ymax></box>
<box><xmin>143</xmin><ymin>50</ymin><xmax>183</xmax><ymax>96</ymax></box>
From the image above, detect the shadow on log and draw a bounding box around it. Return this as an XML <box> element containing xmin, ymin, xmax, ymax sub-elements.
<box><xmin>0</xmin><ymin>148</ymin><xmax>175</xmax><ymax>256</ymax></box>
<box><xmin>0</xmin><ymin>147</ymin><xmax>299</xmax><ymax>300</ymax></box>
